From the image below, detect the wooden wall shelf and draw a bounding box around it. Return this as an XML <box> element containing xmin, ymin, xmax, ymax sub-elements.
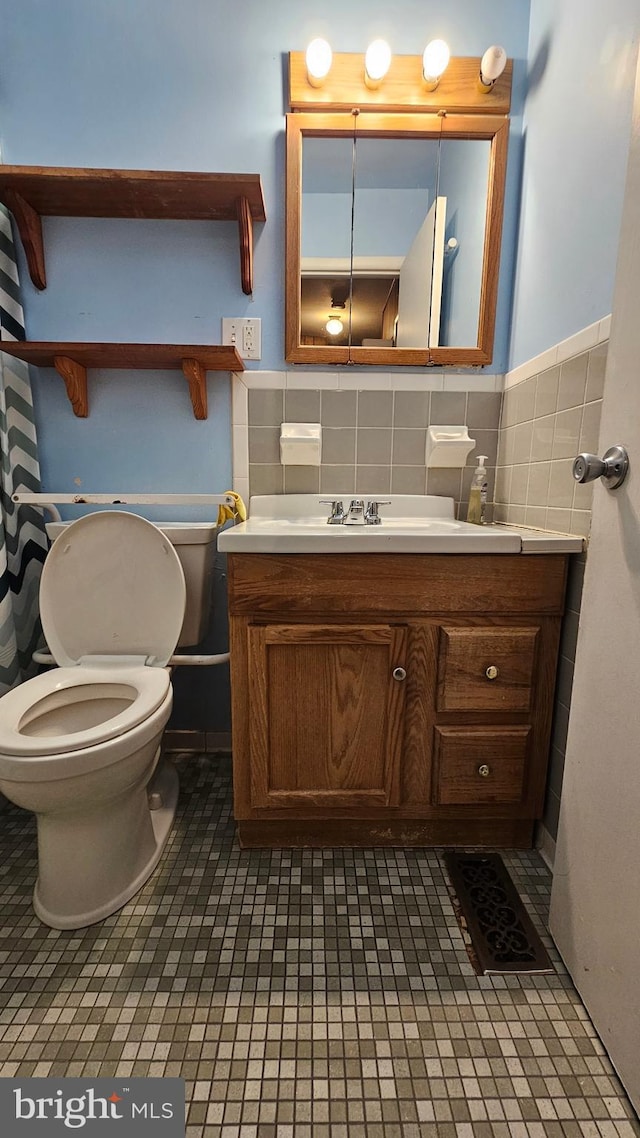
<box><xmin>0</xmin><ymin>341</ymin><xmax>244</xmax><ymax>419</ymax></box>
<box><xmin>0</xmin><ymin>166</ymin><xmax>266</xmax><ymax>294</ymax></box>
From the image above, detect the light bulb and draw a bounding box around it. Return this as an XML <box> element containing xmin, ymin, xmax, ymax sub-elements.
<box><xmin>364</xmin><ymin>39</ymin><xmax>392</xmax><ymax>88</ymax></box>
<box><xmin>479</xmin><ymin>45</ymin><xmax>507</xmax><ymax>91</ymax></box>
<box><xmin>305</xmin><ymin>38</ymin><xmax>333</xmax><ymax>87</ymax></box>
<box><xmin>422</xmin><ymin>39</ymin><xmax>450</xmax><ymax>89</ymax></box>
<box><xmin>325</xmin><ymin>316</ymin><xmax>344</xmax><ymax>336</ymax></box>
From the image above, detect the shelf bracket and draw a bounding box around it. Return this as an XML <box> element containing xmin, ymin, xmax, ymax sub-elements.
<box><xmin>4</xmin><ymin>190</ymin><xmax>47</xmax><ymax>290</ymax></box>
<box><xmin>182</xmin><ymin>358</ymin><xmax>207</xmax><ymax>420</ymax></box>
<box><xmin>54</xmin><ymin>355</ymin><xmax>88</xmax><ymax>417</ymax></box>
<box><xmin>236</xmin><ymin>195</ymin><xmax>254</xmax><ymax>295</ymax></box>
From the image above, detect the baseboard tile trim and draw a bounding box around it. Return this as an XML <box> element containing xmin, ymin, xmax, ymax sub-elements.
<box><xmin>206</xmin><ymin>732</ymin><xmax>232</xmax><ymax>752</ymax></box>
<box><xmin>163</xmin><ymin>730</ymin><xmax>206</xmax><ymax>753</ymax></box>
<box><xmin>535</xmin><ymin>822</ymin><xmax>557</xmax><ymax>872</ymax></box>
<box><xmin>164</xmin><ymin>730</ymin><xmax>232</xmax><ymax>754</ymax></box>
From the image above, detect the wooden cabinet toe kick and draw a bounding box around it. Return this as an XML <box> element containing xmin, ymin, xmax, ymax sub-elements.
<box><xmin>237</xmin><ymin>818</ymin><xmax>535</xmax><ymax>849</ymax></box>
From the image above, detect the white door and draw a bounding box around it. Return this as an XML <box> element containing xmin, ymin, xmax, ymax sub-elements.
<box><xmin>549</xmin><ymin>53</ymin><xmax>640</xmax><ymax>1110</ymax></box>
<box><xmin>396</xmin><ymin>197</ymin><xmax>446</xmax><ymax>348</ymax></box>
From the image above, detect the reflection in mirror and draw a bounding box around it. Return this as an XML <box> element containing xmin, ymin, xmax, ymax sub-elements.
<box><xmin>301</xmin><ymin>137</ymin><xmax>354</xmax><ymax>346</ymax></box>
<box><xmin>300</xmin><ymin>136</ymin><xmax>492</xmax><ymax>351</ymax></box>
<box><xmin>352</xmin><ymin>138</ymin><xmax>440</xmax><ymax>350</ymax></box>
<box><xmin>438</xmin><ymin>139</ymin><xmax>491</xmax><ymax>346</ymax></box>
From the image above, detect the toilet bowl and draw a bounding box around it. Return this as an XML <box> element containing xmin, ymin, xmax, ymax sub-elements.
<box><xmin>0</xmin><ymin>511</ymin><xmax>187</xmax><ymax>930</ymax></box>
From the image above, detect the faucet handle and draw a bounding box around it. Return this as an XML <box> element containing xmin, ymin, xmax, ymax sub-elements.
<box><xmin>365</xmin><ymin>499</ymin><xmax>391</xmax><ymax>525</ymax></box>
<box><xmin>319</xmin><ymin>499</ymin><xmax>345</xmax><ymax>524</ymax></box>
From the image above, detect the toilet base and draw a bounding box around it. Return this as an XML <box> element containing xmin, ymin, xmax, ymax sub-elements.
<box><xmin>33</xmin><ymin>760</ymin><xmax>179</xmax><ymax>930</ymax></box>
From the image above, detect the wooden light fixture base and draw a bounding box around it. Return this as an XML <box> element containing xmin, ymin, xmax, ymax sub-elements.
<box><xmin>289</xmin><ymin>52</ymin><xmax>512</xmax><ymax>115</ymax></box>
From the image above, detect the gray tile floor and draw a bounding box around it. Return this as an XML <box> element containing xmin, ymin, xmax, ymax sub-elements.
<box><xmin>0</xmin><ymin>754</ymin><xmax>638</xmax><ymax>1138</ymax></box>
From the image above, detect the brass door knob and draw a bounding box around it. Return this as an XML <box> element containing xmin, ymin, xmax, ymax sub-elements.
<box><xmin>485</xmin><ymin>665</ymin><xmax>499</xmax><ymax>680</ymax></box>
<box><xmin>478</xmin><ymin>764</ymin><xmax>491</xmax><ymax>777</ymax></box>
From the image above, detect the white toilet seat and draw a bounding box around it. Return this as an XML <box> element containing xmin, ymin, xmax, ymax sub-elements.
<box><xmin>0</xmin><ymin>513</ymin><xmax>183</xmax><ymax>768</ymax></box>
<box><xmin>0</xmin><ymin>664</ymin><xmax>170</xmax><ymax>759</ymax></box>
<box><xmin>40</xmin><ymin>511</ymin><xmax>186</xmax><ymax>668</ymax></box>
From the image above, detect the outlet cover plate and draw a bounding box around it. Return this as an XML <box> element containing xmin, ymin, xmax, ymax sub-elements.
<box><xmin>221</xmin><ymin>317</ymin><xmax>261</xmax><ymax>360</ymax></box>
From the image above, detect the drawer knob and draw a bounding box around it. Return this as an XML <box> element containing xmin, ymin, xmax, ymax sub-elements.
<box><xmin>485</xmin><ymin>665</ymin><xmax>499</xmax><ymax>680</ymax></box>
<box><xmin>478</xmin><ymin>764</ymin><xmax>491</xmax><ymax>777</ymax></box>
<box><xmin>392</xmin><ymin>666</ymin><xmax>407</xmax><ymax>682</ymax></box>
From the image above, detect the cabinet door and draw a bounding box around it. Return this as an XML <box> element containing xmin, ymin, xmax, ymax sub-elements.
<box><xmin>248</xmin><ymin>623</ymin><xmax>407</xmax><ymax>810</ymax></box>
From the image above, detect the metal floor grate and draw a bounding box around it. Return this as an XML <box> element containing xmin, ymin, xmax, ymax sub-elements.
<box><xmin>444</xmin><ymin>850</ymin><xmax>554</xmax><ymax>975</ymax></box>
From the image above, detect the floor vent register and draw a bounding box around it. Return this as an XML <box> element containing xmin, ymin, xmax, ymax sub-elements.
<box><xmin>444</xmin><ymin>851</ymin><xmax>554</xmax><ymax>974</ymax></box>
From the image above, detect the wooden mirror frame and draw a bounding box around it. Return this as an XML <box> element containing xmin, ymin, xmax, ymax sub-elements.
<box><xmin>285</xmin><ymin>112</ymin><xmax>509</xmax><ymax>367</ymax></box>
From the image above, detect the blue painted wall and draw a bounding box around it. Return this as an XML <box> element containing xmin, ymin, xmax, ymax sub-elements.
<box><xmin>509</xmin><ymin>0</ymin><xmax>640</xmax><ymax>368</ymax></box>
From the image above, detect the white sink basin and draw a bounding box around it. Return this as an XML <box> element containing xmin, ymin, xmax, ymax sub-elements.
<box><xmin>218</xmin><ymin>495</ymin><xmax>523</xmax><ymax>554</ymax></box>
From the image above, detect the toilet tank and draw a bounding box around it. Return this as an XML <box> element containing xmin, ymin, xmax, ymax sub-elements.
<box><xmin>45</xmin><ymin>520</ymin><xmax>219</xmax><ymax>649</ymax></box>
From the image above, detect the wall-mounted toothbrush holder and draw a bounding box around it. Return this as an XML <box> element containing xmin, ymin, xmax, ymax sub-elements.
<box><xmin>280</xmin><ymin>422</ymin><xmax>322</xmax><ymax>466</ymax></box>
<box><xmin>426</xmin><ymin>425</ymin><xmax>476</xmax><ymax>468</ymax></box>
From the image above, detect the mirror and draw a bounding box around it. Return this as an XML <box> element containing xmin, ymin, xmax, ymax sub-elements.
<box><xmin>286</xmin><ymin>113</ymin><xmax>508</xmax><ymax>367</ymax></box>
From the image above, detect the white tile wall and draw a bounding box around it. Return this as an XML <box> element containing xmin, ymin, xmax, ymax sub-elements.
<box><xmin>495</xmin><ymin>335</ymin><xmax>606</xmax><ymax>541</ymax></box>
<box><xmin>496</xmin><ymin>323</ymin><xmax>608</xmax><ymax>856</ymax></box>
<box><xmin>236</xmin><ymin>370</ymin><xmax>502</xmax><ymax>391</ymax></box>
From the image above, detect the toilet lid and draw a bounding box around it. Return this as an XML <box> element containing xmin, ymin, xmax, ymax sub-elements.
<box><xmin>40</xmin><ymin>512</ymin><xmax>187</xmax><ymax>668</ymax></box>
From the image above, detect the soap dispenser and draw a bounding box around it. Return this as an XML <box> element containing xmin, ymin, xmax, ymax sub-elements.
<box><xmin>466</xmin><ymin>455</ymin><xmax>488</xmax><ymax>525</ymax></box>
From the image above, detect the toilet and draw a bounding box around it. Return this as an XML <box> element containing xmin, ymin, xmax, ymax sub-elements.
<box><xmin>0</xmin><ymin>511</ymin><xmax>191</xmax><ymax>931</ymax></box>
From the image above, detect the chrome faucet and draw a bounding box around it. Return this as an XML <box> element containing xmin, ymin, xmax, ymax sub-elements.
<box><xmin>344</xmin><ymin>499</ymin><xmax>365</xmax><ymax>525</ymax></box>
<box><xmin>319</xmin><ymin>498</ymin><xmax>390</xmax><ymax>525</ymax></box>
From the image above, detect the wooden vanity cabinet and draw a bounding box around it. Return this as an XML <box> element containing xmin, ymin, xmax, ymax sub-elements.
<box><xmin>227</xmin><ymin>552</ymin><xmax>568</xmax><ymax>848</ymax></box>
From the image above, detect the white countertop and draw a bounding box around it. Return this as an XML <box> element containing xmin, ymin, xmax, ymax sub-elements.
<box><xmin>496</xmin><ymin>525</ymin><xmax>584</xmax><ymax>554</ymax></box>
<box><xmin>217</xmin><ymin>496</ymin><xmax>584</xmax><ymax>555</ymax></box>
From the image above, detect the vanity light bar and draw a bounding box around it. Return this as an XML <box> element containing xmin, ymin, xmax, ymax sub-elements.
<box><xmin>291</xmin><ymin>49</ymin><xmax>512</xmax><ymax>114</ymax></box>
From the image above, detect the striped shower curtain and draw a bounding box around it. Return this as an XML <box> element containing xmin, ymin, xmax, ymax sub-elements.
<box><xmin>0</xmin><ymin>204</ymin><xmax>48</xmax><ymax>693</ymax></box>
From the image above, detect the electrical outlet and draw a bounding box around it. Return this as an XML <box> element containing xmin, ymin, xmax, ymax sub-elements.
<box><xmin>221</xmin><ymin>317</ymin><xmax>261</xmax><ymax>360</ymax></box>
<box><xmin>241</xmin><ymin>318</ymin><xmax>261</xmax><ymax>360</ymax></box>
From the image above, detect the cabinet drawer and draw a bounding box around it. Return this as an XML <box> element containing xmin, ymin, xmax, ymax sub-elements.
<box><xmin>433</xmin><ymin>726</ymin><xmax>530</xmax><ymax>804</ymax></box>
<box><xmin>438</xmin><ymin>626</ymin><xmax>539</xmax><ymax>711</ymax></box>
